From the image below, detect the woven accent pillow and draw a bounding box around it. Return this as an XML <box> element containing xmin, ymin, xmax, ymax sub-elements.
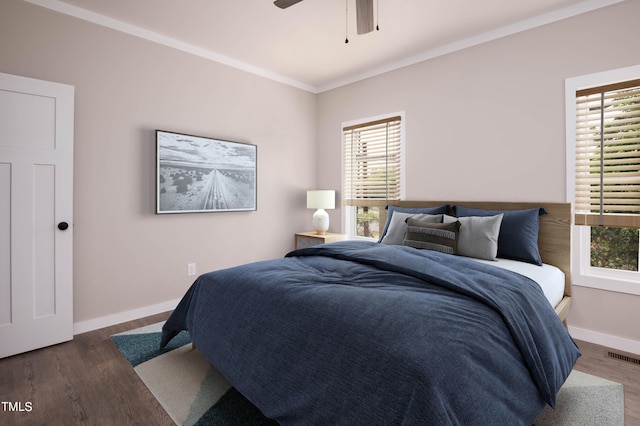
<box><xmin>378</xmin><ymin>204</ymin><xmax>450</xmax><ymax>242</ymax></box>
<box><xmin>403</xmin><ymin>218</ymin><xmax>461</xmax><ymax>254</ymax></box>
<box><xmin>380</xmin><ymin>213</ymin><xmax>443</xmax><ymax>245</ymax></box>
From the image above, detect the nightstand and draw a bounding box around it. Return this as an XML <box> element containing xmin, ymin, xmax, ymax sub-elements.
<box><xmin>295</xmin><ymin>232</ymin><xmax>347</xmax><ymax>249</ymax></box>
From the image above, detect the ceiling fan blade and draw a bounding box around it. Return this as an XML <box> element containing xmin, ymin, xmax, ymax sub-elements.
<box><xmin>274</xmin><ymin>0</ymin><xmax>304</xmax><ymax>9</ymax></box>
<box><xmin>356</xmin><ymin>0</ymin><xmax>374</xmax><ymax>34</ymax></box>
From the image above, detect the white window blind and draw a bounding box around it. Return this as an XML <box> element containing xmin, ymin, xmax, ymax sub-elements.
<box><xmin>575</xmin><ymin>79</ymin><xmax>640</xmax><ymax>228</ymax></box>
<box><xmin>343</xmin><ymin>116</ymin><xmax>402</xmax><ymax>207</ymax></box>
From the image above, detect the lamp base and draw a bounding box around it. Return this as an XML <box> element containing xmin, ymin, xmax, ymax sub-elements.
<box><xmin>312</xmin><ymin>209</ymin><xmax>329</xmax><ymax>234</ymax></box>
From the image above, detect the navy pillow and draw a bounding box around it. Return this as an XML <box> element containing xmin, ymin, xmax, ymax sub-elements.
<box><xmin>454</xmin><ymin>206</ymin><xmax>547</xmax><ymax>265</ymax></box>
<box><xmin>379</xmin><ymin>205</ymin><xmax>450</xmax><ymax>242</ymax></box>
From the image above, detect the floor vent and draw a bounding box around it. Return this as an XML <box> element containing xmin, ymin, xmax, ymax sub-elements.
<box><xmin>606</xmin><ymin>350</ymin><xmax>640</xmax><ymax>366</ymax></box>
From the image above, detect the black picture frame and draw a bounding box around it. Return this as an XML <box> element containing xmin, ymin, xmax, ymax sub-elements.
<box><xmin>156</xmin><ymin>130</ymin><xmax>257</xmax><ymax>214</ymax></box>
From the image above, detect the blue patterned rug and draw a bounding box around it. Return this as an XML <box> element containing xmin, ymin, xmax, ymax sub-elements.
<box><xmin>110</xmin><ymin>322</ymin><xmax>278</xmax><ymax>426</ymax></box>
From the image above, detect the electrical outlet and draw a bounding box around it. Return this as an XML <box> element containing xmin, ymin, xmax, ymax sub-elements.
<box><xmin>187</xmin><ymin>263</ymin><xmax>196</xmax><ymax>276</ymax></box>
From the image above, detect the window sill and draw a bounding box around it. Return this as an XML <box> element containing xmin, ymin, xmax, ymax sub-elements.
<box><xmin>573</xmin><ymin>272</ymin><xmax>640</xmax><ymax>296</ymax></box>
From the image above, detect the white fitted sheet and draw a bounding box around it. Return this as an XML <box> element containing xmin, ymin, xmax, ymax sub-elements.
<box><xmin>469</xmin><ymin>257</ymin><xmax>565</xmax><ymax>308</ymax></box>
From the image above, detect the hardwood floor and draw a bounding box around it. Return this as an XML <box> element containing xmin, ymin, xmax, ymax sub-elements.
<box><xmin>0</xmin><ymin>312</ymin><xmax>174</xmax><ymax>426</ymax></box>
<box><xmin>1</xmin><ymin>314</ymin><xmax>638</xmax><ymax>425</ymax></box>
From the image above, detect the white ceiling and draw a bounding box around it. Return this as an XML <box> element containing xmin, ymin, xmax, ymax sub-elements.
<box><xmin>27</xmin><ymin>0</ymin><xmax>623</xmax><ymax>92</ymax></box>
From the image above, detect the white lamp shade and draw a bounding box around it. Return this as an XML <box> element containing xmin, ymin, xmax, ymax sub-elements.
<box><xmin>307</xmin><ymin>190</ymin><xmax>335</xmax><ymax>209</ymax></box>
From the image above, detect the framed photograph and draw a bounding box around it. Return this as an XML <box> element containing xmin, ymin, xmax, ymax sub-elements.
<box><xmin>156</xmin><ymin>130</ymin><xmax>257</xmax><ymax>214</ymax></box>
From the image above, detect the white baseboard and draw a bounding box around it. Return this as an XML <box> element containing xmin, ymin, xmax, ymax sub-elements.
<box><xmin>569</xmin><ymin>325</ymin><xmax>640</xmax><ymax>356</ymax></box>
<box><xmin>73</xmin><ymin>298</ymin><xmax>181</xmax><ymax>335</ymax></box>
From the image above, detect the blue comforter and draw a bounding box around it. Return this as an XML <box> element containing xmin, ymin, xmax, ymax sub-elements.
<box><xmin>161</xmin><ymin>241</ymin><xmax>579</xmax><ymax>425</ymax></box>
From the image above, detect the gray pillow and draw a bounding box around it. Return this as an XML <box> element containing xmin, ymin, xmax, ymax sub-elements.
<box><xmin>381</xmin><ymin>213</ymin><xmax>442</xmax><ymax>245</ymax></box>
<box><xmin>443</xmin><ymin>214</ymin><xmax>503</xmax><ymax>260</ymax></box>
<box><xmin>403</xmin><ymin>219</ymin><xmax>461</xmax><ymax>254</ymax></box>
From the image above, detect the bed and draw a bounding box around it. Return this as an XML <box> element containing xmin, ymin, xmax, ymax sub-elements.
<box><xmin>378</xmin><ymin>201</ymin><xmax>573</xmax><ymax>324</ymax></box>
<box><xmin>161</xmin><ymin>201</ymin><xmax>579</xmax><ymax>425</ymax></box>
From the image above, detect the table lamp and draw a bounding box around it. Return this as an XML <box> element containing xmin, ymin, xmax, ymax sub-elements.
<box><xmin>307</xmin><ymin>190</ymin><xmax>335</xmax><ymax>234</ymax></box>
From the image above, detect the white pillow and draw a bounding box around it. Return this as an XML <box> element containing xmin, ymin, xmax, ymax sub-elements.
<box><xmin>443</xmin><ymin>214</ymin><xmax>503</xmax><ymax>260</ymax></box>
<box><xmin>381</xmin><ymin>213</ymin><xmax>442</xmax><ymax>245</ymax></box>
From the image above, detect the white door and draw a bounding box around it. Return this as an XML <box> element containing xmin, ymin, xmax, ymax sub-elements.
<box><xmin>0</xmin><ymin>72</ymin><xmax>74</xmax><ymax>358</ymax></box>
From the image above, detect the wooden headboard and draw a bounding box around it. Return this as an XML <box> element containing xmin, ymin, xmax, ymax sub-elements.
<box><xmin>383</xmin><ymin>201</ymin><xmax>572</xmax><ymax>321</ymax></box>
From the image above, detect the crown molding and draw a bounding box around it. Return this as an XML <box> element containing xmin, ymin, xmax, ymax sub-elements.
<box><xmin>22</xmin><ymin>0</ymin><xmax>317</xmax><ymax>92</ymax></box>
<box><xmin>316</xmin><ymin>0</ymin><xmax>626</xmax><ymax>92</ymax></box>
<box><xmin>23</xmin><ymin>0</ymin><xmax>626</xmax><ymax>94</ymax></box>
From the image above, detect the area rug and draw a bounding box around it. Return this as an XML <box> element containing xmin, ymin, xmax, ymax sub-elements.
<box><xmin>112</xmin><ymin>322</ymin><xmax>624</xmax><ymax>426</ymax></box>
<box><xmin>110</xmin><ymin>322</ymin><xmax>278</xmax><ymax>426</ymax></box>
<box><xmin>535</xmin><ymin>369</ymin><xmax>624</xmax><ymax>425</ymax></box>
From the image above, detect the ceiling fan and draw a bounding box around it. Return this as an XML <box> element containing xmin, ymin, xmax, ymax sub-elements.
<box><xmin>274</xmin><ymin>0</ymin><xmax>376</xmax><ymax>35</ymax></box>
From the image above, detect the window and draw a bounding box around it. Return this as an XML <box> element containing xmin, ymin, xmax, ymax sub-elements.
<box><xmin>567</xmin><ymin>66</ymin><xmax>640</xmax><ymax>295</ymax></box>
<box><xmin>342</xmin><ymin>114</ymin><xmax>404</xmax><ymax>239</ymax></box>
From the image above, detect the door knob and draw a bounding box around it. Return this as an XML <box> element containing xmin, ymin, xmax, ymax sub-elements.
<box><xmin>57</xmin><ymin>222</ymin><xmax>69</xmax><ymax>231</ymax></box>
